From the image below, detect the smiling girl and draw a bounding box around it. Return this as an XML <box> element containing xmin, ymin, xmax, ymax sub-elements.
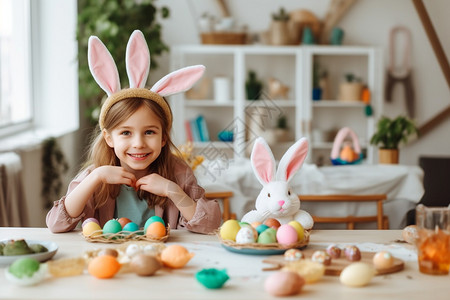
<box><xmin>46</xmin><ymin>30</ymin><xmax>221</xmax><ymax>234</ymax></box>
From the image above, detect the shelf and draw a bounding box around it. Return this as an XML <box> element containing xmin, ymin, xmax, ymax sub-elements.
<box><xmin>172</xmin><ymin>45</ymin><xmax>382</xmax><ymax>162</ymax></box>
<box><xmin>312</xmin><ymin>100</ymin><xmax>366</xmax><ymax>108</ymax></box>
<box><xmin>245</xmin><ymin>99</ymin><xmax>296</xmax><ymax>107</ymax></box>
<box><xmin>185</xmin><ymin>100</ymin><xmax>234</xmax><ymax>107</ymax></box>
<box><xmin>193</xmin><ymin>141</ymin><xmax>234</xmax><ymax>149</ymax></box>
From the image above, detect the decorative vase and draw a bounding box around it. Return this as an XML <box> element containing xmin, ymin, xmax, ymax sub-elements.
<box><xmin>269</xmin><ymin>21</ymin><xmax>290</xmax><ymax>45</ymax></box>
<box><xmin>338</xmin><ymin>82</ymin><xmax>363</xmax><ymax>101</ymax></box>
<box><xmin>312</xmin><ymin>87</ymin><xmax>322</xmax><ymax>101</ymax></box>
<box><xmin>379</xmin><ymin>149</ymin><xmax>399</xmax><ymax>164</ymax></box>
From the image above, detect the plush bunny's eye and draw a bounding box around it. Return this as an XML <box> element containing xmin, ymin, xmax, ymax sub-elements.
<box><xmin>268</xmin><ymin>193</ymin><xmax>271</xmax><ymax>198</ymax></box>
<box><xmin>288</xmin><ymin>190</ymin><xmax>291</xmax><ymax>196</ymax></box>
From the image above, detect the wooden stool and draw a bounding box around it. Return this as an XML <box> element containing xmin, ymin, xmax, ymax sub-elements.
<box><xmin>205</xmin><ymin>191</ymin><xmax>235</xmax><ymax>221</ymax></box>
<box><xmin>299</xmin><ymin>194</ymin><xmax>388</xmax><ymax>229</ymax></box>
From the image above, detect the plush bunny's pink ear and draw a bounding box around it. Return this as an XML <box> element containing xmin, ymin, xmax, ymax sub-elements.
<box><xmin>150</xmin><ymin>65</ymin><xmax>205</xmax><ymax>97</ymax></box>
<box><xmin>88</xmin><ymin>36</ymin><xmax>121</xmax><ymax>96</ymax></box>
<box><xmin>276</xmin><ymin>138</ymin><xmax>308</xmax><ymax>183</ymax></box>
<box><xmin>251</xmin><ymin>137</ymin><xmax>276</xmax><ymax>186</ymax></box>
<box><xmin>126</xmin><ymin>30</ymin><xmax>150</xmax><ymax>88</ymax></box>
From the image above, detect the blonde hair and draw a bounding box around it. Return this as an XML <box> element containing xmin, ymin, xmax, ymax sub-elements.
<box><xmin>83</xmin><ymin>97</ymin><xmax>184</xmax><ymax>209</ymax></box>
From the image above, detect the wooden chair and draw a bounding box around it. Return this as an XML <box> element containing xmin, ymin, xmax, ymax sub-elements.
<box><xmin>299</xmin><ymin>194</ymin><xmax>388</xmax><ymax>229</ymax></box>
<box><xmin>205</xmin><ymin>191</ymin><xmax>236</xmax><ymax>221</ymax></box>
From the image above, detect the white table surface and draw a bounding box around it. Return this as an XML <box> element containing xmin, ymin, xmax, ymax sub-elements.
<box><xmin>1</xmin><ymin>228</ymin><xmax>448</xmax><ymax>300</ymax></box>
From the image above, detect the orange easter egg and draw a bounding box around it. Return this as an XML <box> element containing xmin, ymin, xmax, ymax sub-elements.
<box><xmin>145</xmin><ymin>221</ymin><xmax>166</xmax><ymax>238</ymax></box>
<box><xmin>264</xmin><ymin>218</ymin><xmax>281</xmax><ymax>229</ymax></box>
<box><xmin>251</xmin><ymin>221</ymin><xmax>262</xmax><ymax>228</ymax></box>
<box><xmin>160</xmin><ymin>245</ymin><xmax>194</xmax><ymax>269</ymax></box>
<box><xmin>88</xmin><ymin>255</ymin><xmax>121</xmax><ymax>279</ymax></box>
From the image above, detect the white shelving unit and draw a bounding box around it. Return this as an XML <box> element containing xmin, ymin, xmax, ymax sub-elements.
<box><xmin>170</xmin><ymin>45</ymin><xmax>382</xmax><ymax>164</ymax></box>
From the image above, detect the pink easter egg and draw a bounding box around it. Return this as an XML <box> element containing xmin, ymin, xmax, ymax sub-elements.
<box><xmin>276</xmin><ymin>224</ymin><xmax>298</xmax><ymax>245</ymax></box>
<box><xmin>82</xmin><ymin>217</ymin><xmax>100</xmax><ymax>228</ymax></box>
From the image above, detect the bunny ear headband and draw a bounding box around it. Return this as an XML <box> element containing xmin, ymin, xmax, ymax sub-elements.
<box><xmin>88</xmin><ymin>30</ymin><xmax>205</xmax><ymax>130</ymax></box>
<box><xmin>250</xmin><ymin>136</ymin><xmax>309</xmax><ymax>185</ymax></box>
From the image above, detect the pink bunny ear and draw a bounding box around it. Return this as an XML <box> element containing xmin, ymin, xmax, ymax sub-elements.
<box><xmin>88</xmin><ymin>36</ymin><xmax>121</xmax><ymax>96</ymax></box>
<box><xmin>276</xmin><ymin>138</ymin><xmax>308</xmax><ymax>183</ymax></box>
<box><xmin>126</xmin><ymin>30</ymin><xmax>150</xmax><ymax>88</ymax></box>
<box><xmin>251</xmin><ymin>137</ymin><xmax>276</xmax><ymax>186</ymax></box>
<box><xmin>150</xmin><ymin>65</ymin><xmax>205</xmax><ymax>97</ymax></box>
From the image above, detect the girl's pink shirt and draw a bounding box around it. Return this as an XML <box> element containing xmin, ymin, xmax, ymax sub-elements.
<box><xmin>46</xmin><ymin>161</ymin><xmax>221</xmax><ymax>234</ymax></box>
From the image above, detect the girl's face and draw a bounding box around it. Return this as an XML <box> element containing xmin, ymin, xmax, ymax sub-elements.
<box><xmin>103</xmin><ymin>105</ymin><xmax>166</xmax><ymax>178</ymax></box>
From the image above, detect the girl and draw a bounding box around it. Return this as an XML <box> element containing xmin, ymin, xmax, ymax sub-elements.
<box><xmin>46</xmin><ymin>30</ymin><xmax>221</xmax><ymax>234</ymax></box>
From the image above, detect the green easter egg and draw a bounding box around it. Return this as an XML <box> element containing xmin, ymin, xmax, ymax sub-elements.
<box><xmin>257</xmin><ymin>228</ymin><xmax>277</xmax><ymax>244</ymax></box>
<box><xmin>144</xmin><ymin>216</ymin><xmax>165</xmax><ymax>233</ymax></box>
<box><xmin>103</xmin><ymin>219</ymin><xmax>122</xmax><ymax>237</ymax></box>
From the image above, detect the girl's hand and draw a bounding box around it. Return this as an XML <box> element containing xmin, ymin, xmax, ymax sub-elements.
<box><xmin>92</xmin><ymin>166</ymin><xmax>136</xmax><ymax>187</ymax></box>
<box><xmin>136</xmin><ymin>173</ymin><xmax>176</xmax><ymax>197</ymax></box>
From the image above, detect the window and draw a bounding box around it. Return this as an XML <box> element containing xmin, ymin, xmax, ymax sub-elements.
<box><xmin>0</xmin><ymin>0</ymin><xmax>32</xmax><ymax>136</ymax></box>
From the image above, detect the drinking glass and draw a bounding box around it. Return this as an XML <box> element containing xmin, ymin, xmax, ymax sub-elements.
<box><xmin>415</xmin><ymin>204</ymin><xmax>450</xmax><ymax>275</ymax></box>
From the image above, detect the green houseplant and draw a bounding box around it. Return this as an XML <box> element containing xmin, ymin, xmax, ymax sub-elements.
<box><xmin>370</xmin><ymin>115</ymin><xmax>418</xmax><ymax>164</ymax></box>
<box><xmin>77</xmin><ymin>0</ymin><xmax>170</xmax><ymax>124</ymax></box>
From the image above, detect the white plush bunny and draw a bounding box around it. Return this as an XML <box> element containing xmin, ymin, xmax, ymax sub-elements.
<box><xmin>241</xmin><ymin>137</ymin><xmax>314</xmax><ymax>230</ymax></box>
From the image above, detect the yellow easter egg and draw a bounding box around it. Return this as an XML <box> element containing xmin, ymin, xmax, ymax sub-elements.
<box><xmin>219</xmin><ymin>219</ymin><xmax>241</xmax><ymax>241</ymax></box>
<box><xmin>288</xmin><ymin>221</ymin><xmax>305</xmax><ymax>242</ymax></box>
<box><xmin>82</xmin><ymin>222</ymin><xmax>102</xmax><ymax>237</ymax></box>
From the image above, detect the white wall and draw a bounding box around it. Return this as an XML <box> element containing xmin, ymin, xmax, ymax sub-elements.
<box><xmin>154</xmin><ymin>0</ymin><xmax>450</xmax><ymax>166</ymax></box>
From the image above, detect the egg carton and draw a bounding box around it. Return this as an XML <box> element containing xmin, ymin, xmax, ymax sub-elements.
<box><xmin>82</xmin><ymin>225</ymin><xmax>170</xmax><ymax>244</ymax></box>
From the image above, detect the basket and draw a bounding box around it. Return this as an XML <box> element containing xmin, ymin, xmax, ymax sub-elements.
<box><xmin>217</xmin><ymin>229</ymin><xmax>310</xmax><ymax>251</ymax></box>
<box><xmin>201</xmin><ymin>32</ymin><xmax>247</xmax><ymax>45</ymax></box>
<box><xmin>82</xmin><ymin>225</ymin><xmax>170</xmax><ymax>244</ymax></box>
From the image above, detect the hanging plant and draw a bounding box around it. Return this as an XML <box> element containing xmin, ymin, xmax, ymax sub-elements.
<box><xmin>41</xmin><ymin>138</ymin><xmax>69</xmax><ymax>209</ymax></box>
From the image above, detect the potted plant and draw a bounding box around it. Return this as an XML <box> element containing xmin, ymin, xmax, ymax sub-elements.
<box><xmin>245</xmin><ymin>70</ymin><xmax>263</xmax><ymax>100</ymax></box>
<box><xmin>370</xmin><ymin>115</ymin><xmax>419</xmax><ymax>164</ymax></box>
<box><xmin>338</xmin><ymin>73</ymin><xmax>363</xmax><ymax>101</ymax></box>
<box><xmin>269</xmin><ymin>7</ymin><xmax>290</xmax><ymax>45</ymax></box>
<box><xmin>77</xmin><ymin>0</ymin><xmax>170</xmax><ymax>125</ymax></box>
<box><xmin>312</xmin><ymin>62</ymin><xmax>322</xmax><ymax>101</ymax></box>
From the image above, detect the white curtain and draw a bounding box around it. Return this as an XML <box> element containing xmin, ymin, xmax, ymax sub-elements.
<box><xmin>0</xmin><ymin>152</ymin><xmax>29</xmax><ymax>226</ymax></box>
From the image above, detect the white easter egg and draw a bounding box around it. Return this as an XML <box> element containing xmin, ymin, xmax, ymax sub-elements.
<box><xmin>340</xmin><ymin>262</ymin><xmax>375</xmax><ymax>287</ymax></box>
<box><xmin>235</xmin><ymin>227</ymin><xmax>257</xmax><ymax>244</ymax></box>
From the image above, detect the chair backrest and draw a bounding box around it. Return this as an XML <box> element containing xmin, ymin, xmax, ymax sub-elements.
<box><xmin>419</xmin><ymin>156</ymin><xmax>450</xmax><ymax>207</ymax></box>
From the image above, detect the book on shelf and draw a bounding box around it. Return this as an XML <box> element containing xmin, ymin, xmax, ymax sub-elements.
<box><xmin>185</xmin><ymin>115</ymin><xmax>210</xmax><ymax>142</ymax></box>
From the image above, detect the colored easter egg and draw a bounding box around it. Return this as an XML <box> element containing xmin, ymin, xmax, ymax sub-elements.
<box><xmin>144</xmin><ymin>216</ymin><xmax>165</xmax><ymax>233</ymax></box>
<box><xmin>82</xmin><ymin>218</ymin><xmax>99</xmax><ymax>228</ymax></box>
<box><xmin>288</xmin><ymin>221</ymin><xmax>305</xmax><ymax>242</ymax></box>
<box><xmin>161</xmin><ymin>245</ymin><xmax>194</xmax><ymax>269</ymax></box>
<box><xmin>255</xmin><ymin>224</ymin><xmax>270</xmax><ymax>235</ymax></box>
<box><xmin>219</xmin><ymin>219</ymin><xmax>241</xmax><ymax>241</ymax></box>
<box><xmin>235</xmin><ymin>227</ymin><xmax>257</xmax><ymax>244</ymax></box>
<box><xmin>122</xmin><ymin>222</ymin><xmax>139</xmax><ymax>232</ymax></box>
<box><xmin>257</xmin><ymin>228</ymin><xmax>277</xmax><ymax>244</ymax></box>
<box><xmin>251</xmin><ymin>221</ymin><xmax>262</xmax><ymax>228</ymax></box>
<box><xmin>276</xmin><ymin>224</ymin><xmax>299</xmax><ymax>245</ymax></box>
<box><xmin>117</xmin><ymin>217</ymin><xmax>132</xmax><ymax>228</ymax></box>
<box><xmin>88</xmin><ymin>255</ymin><xmax>121</xmax><ymax>279</ymax></box>
<box><xmin>264</xmin><ymin>218</ymin><xmax>281</xmax><ymax>229</ymax></box>
<box><xmin>82</xmin><ymin>221</ymin><xmax>102</xmax><ymax>237</ymax></box>
<box><xmin>102</xmin><ymin>219</ymin><xmax>122</xmax><ymax>237</ymax></box>
<box><xmin>145</xmin><ymin>221</ymin><xmax>166</xmax><ymax>238</ymax></box>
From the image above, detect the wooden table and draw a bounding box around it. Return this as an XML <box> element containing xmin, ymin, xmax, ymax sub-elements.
<box><xmin>0</xmin><ymin>228</ymin><xmax>448</xmax><ymax>300</ymax></box>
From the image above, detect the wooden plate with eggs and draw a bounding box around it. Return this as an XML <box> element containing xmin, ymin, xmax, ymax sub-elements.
<box><xmin>262</xmin><ymin>248</ymin><xmax>404</xmax><ymax>275</ymax></box>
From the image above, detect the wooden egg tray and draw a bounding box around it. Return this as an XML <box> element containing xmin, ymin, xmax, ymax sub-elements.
<box><xmin>263</xmin><ymin>248</ymin><xmax>404</xmax><ymax>276</ymax></box>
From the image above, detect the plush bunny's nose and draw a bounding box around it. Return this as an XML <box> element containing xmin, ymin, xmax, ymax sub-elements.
<box><xmin>278</xmin><ymin>200</ymin><xmax>285</xmax><ymax>207</ymax></box>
